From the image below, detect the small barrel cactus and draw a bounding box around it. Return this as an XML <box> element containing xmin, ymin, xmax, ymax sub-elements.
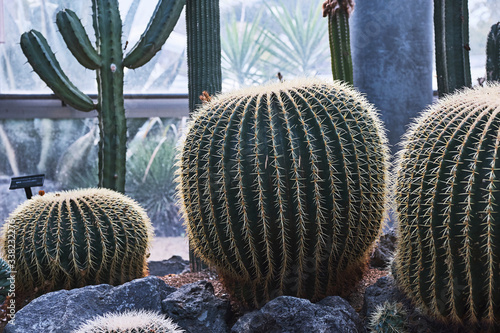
<box><xmin>0</xmin><ymin>258</ymin><xmax>11</xmax><ymax>303</ymax></box>
<box><xmin>395</xmin><ymin>83</ymin><xmax>500</xmax><ymax>325</ymax></box>
<box><xmin>72</xmin><ymin>309</ymin><xmax>184</xmax><ymax>333</ymax></box>
<box><xmin>177</xmin><ymin>78</ymin><xmax>389</xmax><ymax>307</ymax></box>
<box><xmin>368</xmin><ymin>301</ymin><xmax>407</xmax><ymax>333</ymax></box>
<box><xmin>1</xmin><ymin>188</ymin><xmax>153</xmax><ymax>294</ymax></box>
<box><xmin>486</xmin><ymin>22</ymin><xmax>500</xmax><ymax>82</ymax></box>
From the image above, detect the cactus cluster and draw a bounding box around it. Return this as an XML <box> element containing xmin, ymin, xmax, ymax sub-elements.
<box><xmin>1</xmin><ymin>188</ymin><xmax>153</xmax><ymax>294</ymax></box>
<box><xmin>433</xmin><ymin>0</ymin><xmax>472</xmax><ymax>97</ymax></box>
<box><xmin>322</xmin><ymin>0</ymin><xmax>354</xmax><ymax>84</ymax></box>
<box><xmin>177</xmin><ymin>78</ymin><xmax>389</xmax><ymax>307</ymax></box>
<box><xmin>72</xmin><ymin>309</ymin><xmax>184</xmax><ymax>333</ymax></box>
<box><xmin>395</xmin><ymin>83</ymin><xmax>500</xmax><ymax>325</ymax></box>
<box><xmin>486</xmin><ymin>22</ymin><xmax>500</xmax><ymax>82</ymax></box>
<box><xmin>368</xmin><ymin>301</ymin><xmax>407</xmax><ymax>333</ymax></box>
<box><xmin>20</xmin><ymin>0</ymin><xmax>185</xmax><ymax>193</ymax></box>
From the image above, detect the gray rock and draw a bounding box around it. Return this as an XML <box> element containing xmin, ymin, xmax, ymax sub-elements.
<box><xmin>162</xmin><ymin>280</ymin><xmax>230</xmax><ymax>333</ymax></box>
<box><xmin>148</xmin><ymin>255</ymin><xmax>190</xmax><ymax>276</ymax></box>
<box><xmin>231</xmin><ymin>295</ymin><xmax>365</xmax><ymax>333</ymax></box>
<box><xmin>370</xmin><ymin>228</ymin><xmax>397</xmax><ymax>269</ymax></box>
<box><xmin>362</xmin><ymin>275</ymin><xmax>402</xmax><ymax>319</ymax></box>
<box><xmin>5</xmin><ymin>276</ymin><xmax>176</xmax><ymax>333</ymax></box>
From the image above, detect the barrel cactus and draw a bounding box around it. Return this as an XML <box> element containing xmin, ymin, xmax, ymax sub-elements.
<box><xmin>368</xmin><ymin>301</ymin><xmax>407</xmax><ymax>333</ymax></box>
<box><xmin>395</xmin><ymin>83</ymin><xmax>500</xmax><ymax>325</ymax></box>
<box><xmin>177</xmin><ymin>78</ymin><xmax>389</xmax><ymax>307</ymax></box>
<box><xmin>73</xmin><ymin>310</ymin><xmax>184</xmax><ymax>333</ymax></box>
<box><xmin>0</xmin><ymin>258</ymin><xmax>11</xmax><ymax>303</ymax></box>
<box><xmin>1</xmin><ymin>188</ymin><xmax>153</xmax><ymax>294</ymax></box>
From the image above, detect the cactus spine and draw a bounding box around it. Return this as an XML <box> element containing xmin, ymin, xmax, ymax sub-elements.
<box><xmin>395</xmin><ymin>83</ymin><xmax>500</xmax><ymax>325</ymax></box>
<box><xmin>20</xmin><ymin>0</ymin><xmax>185</xmax><ymax>193</ymax></box>
<box><xmin>1</xmin><ymin>188</ymin><xmax>153</xmax><ymax>294</ymax></box>
<box><xmin>186</xmin><ymin>0</ymin><xmax>222</xmax><ymax>113</ymax></box>
<box><xmin>368</xmin><ymin>302</ymin><xmax>407</xmax><ymax>333</ymax></box>
<box><xmin>323</xmin><ymin>0</ymin><xmax>354</xmax><ymax>84</ymax></box>
<box><xmin>0</xmin><ymin>258</ymin><xmax>11</xmax><ymax>303</ymax></box>
<box><xmin>434</xmin><ymin>0</ymin><xmax>472</xmax><ymax>97</ymax></box>
<box><xmin>177</xmin><ymin>78</ymin><xmax>389</xmax><ymax>307</ymax></box>
<box><xmin>73</xmin><ymin>310</ymin><xmax>184</xmax><ymax>333</ymax></box>
<box><xmin>486</xmin><ymin>22</ymin><xmax>500</xmax><ymax>82</ymax></box>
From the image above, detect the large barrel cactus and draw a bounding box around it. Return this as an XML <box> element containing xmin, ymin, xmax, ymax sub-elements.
<box><xmin>395</xmin><ymin>83</ymin><xmax>500</xmax><ymax>326</ymax></box>
<box><xmin>177</xmin><ymin>78</ymin><xmax>389</xmax><ymax>307</ymax></box>
<box><xmin>1</xmin><ymin>188</ymin><xmax>153</xmax><ymax>294</ymax></box>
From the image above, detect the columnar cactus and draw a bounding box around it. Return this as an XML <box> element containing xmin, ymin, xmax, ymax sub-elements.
<box><xmin>486</xmin><ymin>22</ymin><xmax>500</xmax><ymax>82</ymax></box>
<box><xmin>177</xmin><ymin>78</ymin><xmax>389</xmax><ymax>307</ymax></box>
<box><xmin>323</xmin><ymin>0</ymin><xmax>354</xmax><ymax>84</ymax></box>
<box><xmin>20</xmin><ymin>0</ymin><xmax>185</xmax><ymax>193</ymax></box>
<box><xmin>368</xmin><ymin>302</ymin><xmax>407</xmax><ymax>333</ymax></box>
<box><xmin>1</xmin><ymin>188</ymin><xmax>153</xmax><ymax>294</ymax></box>
<box><xmin>395</xmin><ymin>83</ymin><xmax>500</xmax><ymax>325</ymax></box>
<box><xmin>186</xmin><ymin>0</ymin><xmax>222</xmax><ymax>113</ymax></box>
<box><xmin>73</xmin><ymin>310</ymin><xmax>184</xmax><ymax>333</ymax></box>
<box><xmin>434</xmin><ymin>0</ymin><xmax>472</xmax><ymax>97</ymax></box>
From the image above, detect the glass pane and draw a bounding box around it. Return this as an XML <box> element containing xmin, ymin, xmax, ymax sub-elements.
<box><xmin>0</xmin><ymin>0</ymin><xmax>187</xmax><ymax>94</ymax></box>
<box><xmin>0</xmin><ymin>117</ymin><xmax>189</xmax><ymax>259</ymax></box>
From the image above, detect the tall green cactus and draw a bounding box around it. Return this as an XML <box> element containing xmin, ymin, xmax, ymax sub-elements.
<box><xmin>73</xmin><ymin>310</ymin><xmax>184</xmax><ymax>333</ymax></box>
<box><xmin>434</xmin><ymin>0</ymin><xmax>472</xmax><ymax>97</ymax></box>
<box><xmin>20</xmin><ymin>0</ymin><xmax>185</xmax><ymax>193</ymax></box>
<box><xmin>395</xmin><ymin>83</ymin><xmax>500</xmax><ymax>326</ymax></box>
<box><xmin>186</xmin><ymin>0</ymin><xmax>222</xmax><ymax>113</ymax></box>
<box><xmin>177</xmin><ymin>78</ymin><xmax>389</xmax><ymax>307</ymax></box>
<box><xmin>1</xmin><ymin>188</ymin><xmax>153</xmax><ymax>294</ymax></box>
<box><xmin>323</xmin><ymin>0</ymin><xmax>354</xmax><ymax>84</ymax></box>
<box><xmin>486</xmin><ymin>22</ymin><xmax>500</xmax><ymax>82</ymax></box>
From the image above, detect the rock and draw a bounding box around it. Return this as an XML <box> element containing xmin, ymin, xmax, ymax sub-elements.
<box><xmin>231</xmin><ymin>295</ymin><xmax>365</xmax><ymax>333</ymax></box>
<box><xmin>162</xmin><ymin>280</ymin><xmax>230</xmax><ymax>333</ymax></box>
<box><xmin>370</xmin><ymin>228</ymin><xmax>397</xmax><ymax>269</ymax></box>
<box><xmin>148</xmin><ymin>255</ymin><xmax>190</xmax><ymax>276</ymax></box>
<box><xmin>362</xmin><ymin>275</ymin><xmax>402</xmax><ymax>319</ymax></box>
<box><xmin>5</xmin><ymin>276</ymin><xmax>176</xmax><ymax>333</ymax></box>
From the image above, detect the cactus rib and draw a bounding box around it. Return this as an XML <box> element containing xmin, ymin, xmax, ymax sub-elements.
<box><xmin>20</xmin><ymin>30</ymin><xmax>95</xmax><ymax>111</ymax></box>
<box><xmin>123</xmin><ymin>0</ymin><xmax>186</xmax><ymax>69</ymax></box>
<box><xmin>56</xmin><ymin>10</ymin><xmax>101</xmax><ymax>70</ymax></box>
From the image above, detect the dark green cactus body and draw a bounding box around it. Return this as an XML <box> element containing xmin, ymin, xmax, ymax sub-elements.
<box><xmin>323</xmin><ymin>0</ymin><xmax>354</xmax><ymax>84</ymax></box>
<box><xmin>434</xmin><ymin>0</ymin><xmax>471</xmax><ymax>97</ymax></box>
<box><xmin>186</xmin><ymin>0</ymin><xmax>222</xmax><ymax>113</ymax></box>
<box><xmin>369</xmin><ymin>302</ymin><xmax>407</xmax><ymax>333</ymax></box>
<box><xmin>178</xmin><ymin>78</ymin><xmax>388</xmax><ymax>307</ymax></box>
<box><xmin>0</xmin><ymin>258</ymin><xmax>11</xmax><ymax>303</ymax></box>
<box><xmin>1</xmin><ymin>188</ymin><xmax>153</xmax><ymax>294</ymax></box>
<box><xmin>20</xmin><ymin>0</ymin><xmax>185</xmax><ymax>193</ymax></box>
<box><xmin>396</xmin><ymin>84</ymin><xmax>500</xmax><ymax>325</ymax></box>
<box><xmin>486</xmin><ymin>22</ymin><xmax>500</xmax><ymax>82</ymax></box>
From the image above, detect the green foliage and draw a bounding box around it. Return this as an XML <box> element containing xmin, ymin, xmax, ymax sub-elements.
<box><xmin>0</xmin><ymin>258</ymin><xmax>11</xmax><ymax>304</ymax></box>
<box><xmin>395</xmin><ymin>83</ymin><xmax>500</xmax><ymax>325</ymax></box>
<box><xmin>1</xmin><ymin>188</ymin><xmax>153</xmax><ymax>294</ymax></box>
<box><xmin>72</xmin><ymin>309</ymin><xmax>184</xmax><ymax>333</ymax></box>
<box><xmin>434</xmin><ymin>0</ymin><xmax>472</xmax><ymax>97</ymax></box>
<box><xmin>322</xmin><ymin>0</ymin><xmax>354</xmax><ymax>84</ymax></box>
<box><xmin>19</xmin><ymin>0</ymin><xmax>185</xmax><ymax>192</ymax></box>
<box><xmin>178</xmin><ymin>78</ymin><xmax>389</xmax><ymax>308</ymax></box>
<box><xmin>486</xmin><ymin>22</ymin><xmax>500</xmax><ymax>82</ymax></box>
<box><xmin>369</xmin><ymin>302</ymin><xmax>408</xmax><ymax>333</ymax></box>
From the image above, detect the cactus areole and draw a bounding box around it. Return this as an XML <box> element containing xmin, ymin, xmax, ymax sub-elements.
<box><xmin>396</xmin><ymin>84</ymin><xmax>500</xmax><ymax>325</ymax></box>
<box><xmin>20</xmin><ymin>0</ymin><xmax>185</xmax><ymax>193</ymax></box>
<box><xmin>177</xmin><ymin>78</ymin><xmax>389</xmax><ymax>307</ymax></box>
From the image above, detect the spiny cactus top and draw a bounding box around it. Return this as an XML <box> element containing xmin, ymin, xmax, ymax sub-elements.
<box><xmin>72</xmin><ymin>309</ymin><xmax>184</xmax><ymax>333</ymax></box>
<box><xmin>177</xmin><ymin>78</ymin><xmax>389</xmax><ymax>307</ymax></box>
<box><xmin>395</xmin><ymin>83</ymin><xmax>500</xmax><ymax>325</ymax></box>
<box><xmin>1</xmin><ymin>188</ymin><xmax>153</xmax><ymax>294</ymax></box>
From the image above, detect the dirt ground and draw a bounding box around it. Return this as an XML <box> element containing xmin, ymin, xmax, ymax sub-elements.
<box><xmin>149</xmin><ymin>236</ymin><xmax>189</xmax><ymax>261</ymax></box>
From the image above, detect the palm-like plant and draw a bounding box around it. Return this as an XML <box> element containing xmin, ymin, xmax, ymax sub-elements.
<box><xmin>264</xmin><ymin>0</ymin><xmax>329</xmax><ymax>76</ymax></box>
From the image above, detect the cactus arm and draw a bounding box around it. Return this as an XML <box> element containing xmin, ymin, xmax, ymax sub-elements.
<box><xmin>123</xmin><ymin>0</ymin><xmax>186</xmax><ymax>69</ymax></box>
<box><xmin>20</xmin><ymin>30</ymin><xmax>95</xmax><ymax>112</ymax></box>
<box><xmin>56</xmin><ymin>10</ymin><xmax>101</xmax><ymax>70</ymax></box>
<box><xmin>486</xmin><ymin>22</ymin><xmax>500</xmax><ymax>82</ymax></box>
<box><xmin>434</xmin><ymin>0</ymin><xmax>471</xmax><ymax>97</ymax></box>
<box><xmin>323</xmin><ymin>0</ymin><xmax>353</xmax><ymax>84</ymax></box>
